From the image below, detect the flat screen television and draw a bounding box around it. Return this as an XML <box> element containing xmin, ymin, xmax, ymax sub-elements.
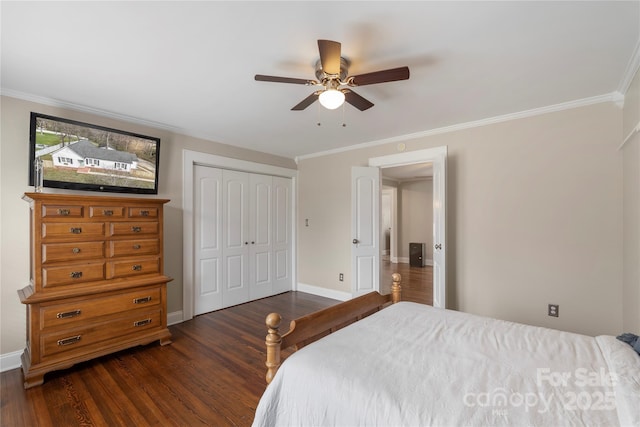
<box><xmin>29</xmin><ymin>112</ymin><xmax>161</xmax><ymax>195</ymax></box>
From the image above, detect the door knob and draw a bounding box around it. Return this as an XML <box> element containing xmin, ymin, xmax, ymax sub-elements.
<box><xmin>352</xmin><ymin>239</ymin><xmax>359</xmax><ymax>244</ymax></box>
<box><xmin>434</xmin><ymin>243</ymin><xmax>442</xmax><ymax>250</ymax></box>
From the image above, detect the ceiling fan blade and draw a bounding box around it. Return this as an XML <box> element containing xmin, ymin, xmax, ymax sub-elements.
<box><xmin>344</xmin><ymin>89</ymin><xmax>374</xmax><ymax>111</ymax></box>
<box><xmin>348</xmin><ymin>66</ymin><xmax>410</xmax><ymax>86</ymax></box>
<box><xmin>255</xmin><ymin>74</ymin><xmax>315</xmax><ymax>85</ymax></box>
<box><xmin>318</xmin><ymin>39</ymin><xmax>341</xmax><ymax>75</ymax></box>
<box><xmin>291</xmin><ymin>92</ymin><xmax>319</xmax><ymax>110</ymax></box>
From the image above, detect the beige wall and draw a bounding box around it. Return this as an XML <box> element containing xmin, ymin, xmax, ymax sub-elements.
<box><xmin>622</xmin><ymin>68</ymin><xmax>640</xmax><ymax>333</ymax></box>
<box><xmin>398</xmin><ymin>179</ymin><xmax>433</xmax><ymax>261</ymax></box>
<box><xmin>0</xmin><ymin>95</ymin><xmax>296</xmax><ymax>355</ymax></box>
<box><xmin>623</xmin><ymin>67</ymin><xmax>640</xmax><ymax>139</ymax></box>
<box><xmin>1</xmin><ymin>85</ymin><xmax>635</xmax><ymax>356</ymax></box>
<box><xmin>298</xmin><ymin>101</ymin><xmax>623</xmax><ymax>336</ymax></box>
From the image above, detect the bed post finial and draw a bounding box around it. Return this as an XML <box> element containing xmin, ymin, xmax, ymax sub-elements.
<box><xmin>391</xmin><ymin>273</ymin><xmax>402</xmax><ymax>303</ymax></box>
<box><xmin>265</xmin><ymin>312</ymin><xmax>282</xmax><ymax>384</ymax></box>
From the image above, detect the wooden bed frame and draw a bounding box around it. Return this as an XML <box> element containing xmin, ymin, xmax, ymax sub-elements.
<box><xmin>264</xmin><ymin>273</ymin><xmax>402</xmax><ymax>383</ymax></box>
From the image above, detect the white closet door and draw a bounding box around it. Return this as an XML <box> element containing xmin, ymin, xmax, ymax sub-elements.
<box><xmin>222</xmin><ymin>170</ymin><xmax>250</xmax><ymax>307</ymax></box>
<box><xmin>194</xmin><ymin>165</ymin><xmax>223</xmax><ymax>315</ymax></box>
<box><xmin>272</xmin><ymin>176</ymin><xmax>292</xmax><ymax>294</ymax></box>
<box><xmin>249</xmin><ymin>174</ymin><xmax>273</xmax><ymax>299</ymax></box>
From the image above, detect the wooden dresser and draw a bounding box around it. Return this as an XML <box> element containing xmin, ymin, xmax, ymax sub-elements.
<box><xmin>18</xmin><ymin>192</ymin><xmax>172</xmax><ymax>388</ymax></box>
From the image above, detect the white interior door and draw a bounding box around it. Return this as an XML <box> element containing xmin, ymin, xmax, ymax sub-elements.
<box><xmin>369</xmin><ymin>146</ymin><xmax>447</xmax><ymax>308</ymax></box>
<box><xmin>432</xmin><ymin>151</ymin><xmax>447</xmax><ymax>309</ymax></box>
<box><xmin>194</xmin><ymin>165</ymin><xmax>223</xmax><ymax>315</ymax></box>
<box><xmin>351</xmin><ymin>166</ymin><xmax>380</xmax><ymax>297</ymax></box>
<box><xmin>249</xmin><ymin>173</ymin><xmax>273</xmax><ymax>299</ymax></box>
<box><xmin>222</xmin><ymin>170</ymin><xmax>250</xmax><ymax>307</ymax></box>
<box><xmin>272</xmin><ymin>176</ymin><xmax>292</xmax><ymax>294</ymax></box>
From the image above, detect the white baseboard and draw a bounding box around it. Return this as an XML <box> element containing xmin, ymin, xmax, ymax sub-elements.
<box><xmin>1</xmin><ymin>350</ymin><xmax>22</xmax><ymax>373</ymax></box>
<box><xmin>167</xmin><ymin>310</ymin><xmax>184</xmax><ymax>326</ymax></box>
<box><xmin>296</xmin><ymin>283</ymin><xmax>351</xmax><ymax>301</ymax></box>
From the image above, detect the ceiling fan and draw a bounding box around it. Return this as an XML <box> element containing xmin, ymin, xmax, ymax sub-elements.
<box><xmin>255</xmin><ymin>39</ymin><xmax>410</xmax><ymax>111</ymax></box>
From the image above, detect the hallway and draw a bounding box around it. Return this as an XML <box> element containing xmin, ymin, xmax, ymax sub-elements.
<box><xmin>381</xmin><ymin>257</ymin><xmax>433</xmax><ymax>305</ymax></box>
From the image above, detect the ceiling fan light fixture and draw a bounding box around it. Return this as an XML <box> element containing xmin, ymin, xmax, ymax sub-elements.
<box><xmin>319</xmin><ymin>88</ymin><xmax>345</xmax><ymax>110</ymax></box>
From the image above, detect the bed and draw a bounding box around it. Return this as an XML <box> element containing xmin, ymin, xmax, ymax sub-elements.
<box><xmin>253</xmin><ymin>274</ymin><xmax>640</xmax><ymax>426</ymax></box>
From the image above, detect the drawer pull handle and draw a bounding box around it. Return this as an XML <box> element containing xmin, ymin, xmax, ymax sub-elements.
<box><xmin>132</xmin><ymin>264</ymin><xmax>142</xmax><ymax>271</ymax></box>
<box><xmin>70</xmin><ymin>271</ymin><xmax>83</xmax><ymax>279</ymax></box>
<box><xmin>72</xmin><ymin>247</ymin><xmax>81</xmax><ymax>254</ymax></box>
<box><xmin>70</xmin><ymin>227</ymin><xmax>82</xmax><ymax>234</ymax></box>
<box><xmin>140</xmin><ymin>210</ymin><xmax>150</xmax><ymax>217</ymax></box>
<box><xmin>57</xmin><ymin>309</ymin><xmax>81</xmax><ymax>319</ymax></box>
<box><xmin>58</xmin><ymin>209</ymin><xmax>71</xmax><ymax>216</ymax></box>
<box><xmin>56</xmin><ymin>310</ymin><xmax>82</xmax><ymax>319</ymax></box>
<box><xmin>132</xmin><ymin>244</ymin><xmax>141</xmax><ymax>250</ymax></box>
<box><xmin>134</xmin><ymin>296</ymin><xmax>152</xmax><ymax>304</ymax></box>
<box><xmin>134</xmin><ymin>319</ymin><xmax>152</xmax><ymax>327</ymax></box>
<box><xmin>131</xmin><ymin>226</ymin><xmax>142</xmax><ymax>233</ymax></box>
<box><xmin>103</xmin><ymin>209</ymin><xmax>113</xmax><ymax>216</ymax></box>
<box><xmin>57</xmin><ymin>335</ymin><xmax>82</xmax><ymax>346</ymax></box>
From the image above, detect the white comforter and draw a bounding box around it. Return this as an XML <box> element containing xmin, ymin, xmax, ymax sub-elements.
<box><xmin>253</xmin><ymin>302</ymin><xmax>640</xmax><ymax>426</ymax></box>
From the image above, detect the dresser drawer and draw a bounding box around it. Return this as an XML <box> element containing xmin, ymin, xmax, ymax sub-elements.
<box><xmin>42</xmin><ymin>241</ymin><xmax>105</xmax><ymax>263</ymax></box>
<box><xmin>41</xmin><ymin>309</ymin><xmax>162</xmax><ymax>358</ymax></box>
<box><xmin>109</xmin><ymin>222</ymin><xmax>158</xmax><ymax>237</ymax></box>
<box><xmin>89</xmin><ymin>206</ymin><xmax>125</xmax><ymax>219</ymax></box>
<box><xmin>128</xmin><ymin>207</ymin><xmax>158</xmax><ymax>218</ymax></box>
<box><xmin>109</xmin><ymin>258</ymin><xmax>160</xmax><ymax>278</ymax></box>
<box><xmin>109</xmin><ymin>239</ymin><xmax>159</xmax><ymax>258</ymax></box>
<box><xmin>42</xmin><ymin>222</ymin><xmax>105</xmax><ymax>240</ymax></box>
<box><xmin>42</xmin><ymin>262</ymin><xmax>105</xmax><ymax>288</ymax></box>
<box><xmin>41</xmin><ymin>204</ymin><xmax>84</xmax><ymax>218</ymax></box>
<box><xmin>40</xmin><ymin>287</ymin><xmax>162</xmax><ymax>329</ymax></box>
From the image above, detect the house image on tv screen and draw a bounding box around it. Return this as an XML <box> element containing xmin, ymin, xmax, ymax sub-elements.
<box><xmin>51</xmin><ymin>139</ymin><xmax>138</xmax><ymax>173</ymax></box>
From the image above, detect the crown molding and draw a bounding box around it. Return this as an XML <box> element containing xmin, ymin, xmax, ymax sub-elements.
<box><xmin>296</xmin><ymin>92</ymin><xmax>621</xmax><ymax>162</ymax></box>
<box><xmin>618</xmin><ymin>38</ymin><xmax>640</xmax><ymax>95</ymax></box>
<box><xmin>2</xmin><ymin>88</ymin><xmax>626</xmax><ymax>163</ymax></box>
<box><xmin>0</xmin><ymin>88</ymin><xmax>184</xmax><ymax>134</ymax></box>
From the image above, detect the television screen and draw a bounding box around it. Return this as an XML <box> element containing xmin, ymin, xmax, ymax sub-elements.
<box><xmin>29</xmin><ymin>112</ymin><xmax>161</xmax><ymax>195</ymax></box>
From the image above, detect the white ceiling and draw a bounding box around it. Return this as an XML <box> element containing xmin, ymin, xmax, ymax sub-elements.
<box><xmin>2</xmin><ymin>1</ymin><xmax>639</xmax><ymax>160</ymax></box>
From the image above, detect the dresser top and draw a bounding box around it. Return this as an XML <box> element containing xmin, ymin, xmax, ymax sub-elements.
<box><xmin>23</xmin><ymin>192</ymin><xmax>170</xmax><ymax>205</ymax></box>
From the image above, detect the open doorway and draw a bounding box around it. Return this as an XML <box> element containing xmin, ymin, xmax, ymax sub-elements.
<box><xmin>381</xmin><ymin>164</ymin><xmax>433</xmax><ymax>305</ymax></box>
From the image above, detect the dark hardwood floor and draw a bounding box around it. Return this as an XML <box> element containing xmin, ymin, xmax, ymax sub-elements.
<box><xmin>1</xmin><ymin>271</ymin><xmax>431</xmax><ymax>427</ymax></box>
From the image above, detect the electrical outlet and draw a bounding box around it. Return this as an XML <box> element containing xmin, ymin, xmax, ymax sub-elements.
<box><xmin>339</xmin><ymin>273</ymin><xmax>344</xmax><ymax>282</ymax></box>
<box><xmin>548</xmin><ymin>304</ymin><xmax>559</xmax><ymax>317</ymax></box>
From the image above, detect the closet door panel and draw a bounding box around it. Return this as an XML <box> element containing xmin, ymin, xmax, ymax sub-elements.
<box><xmin>249</xmin><ymin>174</ymin><xmax>273</xmax><ymax>299</ymax></box>
<box><xmin>272</xmin><ymin>176</ymin><xmax>292</xmax><ymax>294</ymax></box>
<box><xmin>194</xmin><ymin>166</ymin><xmax>223</xmax><ymax>315</ymax></box>
<box><xmin>222</xmin><ymin>170</ymin><xmax>249</xmax><ymax>307</ymax></box>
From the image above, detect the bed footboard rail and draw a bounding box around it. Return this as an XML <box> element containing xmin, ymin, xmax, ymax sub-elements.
<box><xmin>265</xmin><ymin>273</ymin><xmax>402</xmax><ymax>383</ymax></box>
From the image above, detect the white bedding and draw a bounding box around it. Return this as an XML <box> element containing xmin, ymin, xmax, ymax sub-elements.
<box><xmin>253</xmin><ymin>302</ymin><xmax>640</xmax><ymax>426</ymax></box>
